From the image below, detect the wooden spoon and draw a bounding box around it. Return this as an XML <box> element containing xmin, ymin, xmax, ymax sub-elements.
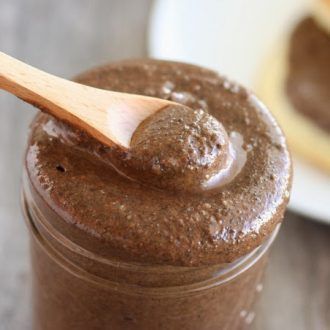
<box><xmin>0</xmin><ymin>52</ymin><xmax>175</xmax><ymax>149</ymax></box>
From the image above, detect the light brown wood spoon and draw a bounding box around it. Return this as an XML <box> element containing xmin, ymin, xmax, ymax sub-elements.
<box><xmin>0</xmin><ymin>51</ymin><xmax>175</xmax><ymax>149</ymax></box>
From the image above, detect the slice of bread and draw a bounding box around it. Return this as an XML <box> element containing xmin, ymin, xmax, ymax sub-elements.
<box><xmin>313</xmin><ymin>0</ymin><xmax>330</xmax><ymax>33</ymax></box>
<box><xmin>256</xmin><ymin>40</ymin><xmax>330</xmax><ymax>173</ymax></box>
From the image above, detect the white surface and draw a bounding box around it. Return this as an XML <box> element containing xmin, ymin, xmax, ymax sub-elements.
<box><xmin>149</xmin><ymin>0</ymin><xmax>330</xmax><ymax>223</ymax></box>
<box><xmin>291</xmin><ymin>158</ymin><xmax>330</xmax><ymax>222</ymax></box>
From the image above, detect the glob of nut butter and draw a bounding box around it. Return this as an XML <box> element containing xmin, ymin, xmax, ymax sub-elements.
<box><xmin>126</xmin><ymin>104</ymin><xmax>237</xmax><ymax>193</ymax></box>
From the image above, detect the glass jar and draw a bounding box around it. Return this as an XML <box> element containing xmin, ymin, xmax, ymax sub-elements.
<box><xmin>22</xmin><ymin>171</ymin><xmax>278</xmax><ymax>330</ymax></box>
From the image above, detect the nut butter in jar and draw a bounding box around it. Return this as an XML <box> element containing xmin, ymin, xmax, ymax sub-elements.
<box><xmin>22</xmin><ymin>59</ymin><xmax>292</xmax><ymax>330</ymax></box>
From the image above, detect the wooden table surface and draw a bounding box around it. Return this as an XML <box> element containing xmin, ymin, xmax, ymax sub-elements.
<box><xmin>0</xmin><ymin>1</ymin><xmax>329</xmax><ymax>329</ymax></box>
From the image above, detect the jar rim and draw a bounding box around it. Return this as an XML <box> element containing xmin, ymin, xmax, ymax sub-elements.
<box><xmin>22</xmin><ymin>185</ymin><xmax>279</xmax><ymax>296</ymax></box>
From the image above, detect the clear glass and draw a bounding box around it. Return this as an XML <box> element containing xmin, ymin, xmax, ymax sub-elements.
<box><xmin>22</xmin><ymin>173</ymin><xmax>279</xmax><ymax>330</ymax></box>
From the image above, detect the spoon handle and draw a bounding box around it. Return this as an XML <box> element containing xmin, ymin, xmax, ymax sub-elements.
<box><xmin>0</xmin><ymin>51</ymin><xmax>124</xmax><ymax>147</ymax></box>
<box><xmin>0</xmin><ymin>51</ymin><xmax>97</xmax><ymax>118</ymax></box>
<box><xmin>0</xmin><ymin>52</ymin><xmax>171</xmax><ymax>149</ymax></box>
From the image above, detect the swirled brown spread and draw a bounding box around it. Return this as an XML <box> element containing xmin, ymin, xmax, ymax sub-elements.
<box><xmin>286</xmin><ymin>17</ymin><xmax>330</xmax><ymax>132</ymax></box>
<box><xmin>123</xmin><ymin>104</ymin><xmax>231</xmax><ymax>192</ymax></box>
<box><xmin>26</xmin><ymin>59</ymin><xmax>291</xmax><ymax>267</ymax></box>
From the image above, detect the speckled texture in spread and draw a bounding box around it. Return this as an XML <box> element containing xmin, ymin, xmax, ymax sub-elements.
<box><xmin>26</xmin><ymin>59</ymin><xmax>292</xmax><ymax>266</ymax></box>
<box><xmin>128</xmin><ymin>104</ymin><xmax>230</xmax><ymax>192</ymax></box>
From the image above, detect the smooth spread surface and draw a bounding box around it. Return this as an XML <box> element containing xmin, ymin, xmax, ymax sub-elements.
<box><xmin>286</xmin><ymin>17</ymin><xmax>330</xmax><ymax>133</ymax></box>
<box><xmin>26</xmin><ymin>59</ymin><xmax>291</xmax><ymax>266</ymax></box>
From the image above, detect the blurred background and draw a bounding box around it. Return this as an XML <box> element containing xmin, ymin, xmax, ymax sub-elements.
<box><xmin>0</xmin><ymin>1</ymin><xmax>329</xmax><ymax>329</ymax></box>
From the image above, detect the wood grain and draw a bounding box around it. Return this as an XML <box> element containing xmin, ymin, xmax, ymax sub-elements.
<box><xmin>0</xmin><ymin>1</ymin><xmax>329</xmax><ymax>330</ymax></box>
<box><xmin>0</xmin><ymin>51</ymin><xmax>172</xmax><ymax>149</ymax></box>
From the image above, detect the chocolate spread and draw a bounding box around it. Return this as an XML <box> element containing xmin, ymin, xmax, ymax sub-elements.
<box><xmin>24</xmin><ymin>59</ymin><xmax>292</xmax><ymax>330</ymax></box>
<box><xmin>124</xmin><ymin>104</ymin><xmax>230</xmax><ymax>192</ymax></box>
<box><xmin>26</xmin><ymin>59</ymin><xmax>291</xmax><ymax>267</ymax></box>
<box><xmin>286</xmin><ymin>17</ymin><xmax>330</xmax><ymax>132</ymax></box>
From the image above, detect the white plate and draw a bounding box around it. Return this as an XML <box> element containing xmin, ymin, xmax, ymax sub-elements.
<box><xmin>149</xmin><ymin>0</ymin><xmax>330</xmax><ymax>223</ymax></box>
